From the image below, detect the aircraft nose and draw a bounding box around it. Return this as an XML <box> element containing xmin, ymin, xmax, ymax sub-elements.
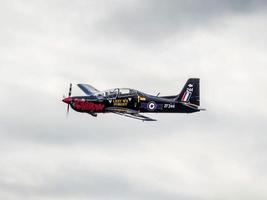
<box><xmin>62</xmin><ymin>97</ymin><xmax>72</xmax><ymax>104</ymax></box>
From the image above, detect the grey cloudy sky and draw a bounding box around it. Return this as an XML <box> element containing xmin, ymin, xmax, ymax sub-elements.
<box><xmin>1</xmin><ymin>0</ymin><xmax>267</xmax><ymax>200</ymax></box>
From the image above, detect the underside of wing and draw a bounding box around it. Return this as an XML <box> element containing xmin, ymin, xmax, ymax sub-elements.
<box><xmin>77</xmin><ymin>84</ymin><xmax>99</xmax><ymax>95</ymax></box>
<box><xmin>105</xmin><ymin>107</ymin><xmax>157</xmax><ymax>121</ymax></box>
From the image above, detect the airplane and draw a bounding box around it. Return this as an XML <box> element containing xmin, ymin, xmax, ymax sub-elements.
<box><xmin>62</xmin><ymin>78</ymin><xmax>205</xmax><ymax>121</ymax></box>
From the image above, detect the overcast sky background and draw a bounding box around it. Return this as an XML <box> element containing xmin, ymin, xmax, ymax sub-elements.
<box><xmin>1</xmin><ymin>0</ymin><xmax>267</xmax><ymax>200</ymax></box>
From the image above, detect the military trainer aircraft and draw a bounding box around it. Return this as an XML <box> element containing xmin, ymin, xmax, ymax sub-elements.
<box><xmin>62</xmin><ymin>78</ymin><xmax>205</xmax><ymax>121</ymax></box>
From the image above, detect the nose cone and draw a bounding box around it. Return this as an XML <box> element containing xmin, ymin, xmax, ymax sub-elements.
<box><xmin>62</xmin><ymin>97</ymin><xmax>72</xmax><ymax>104</ymax></box>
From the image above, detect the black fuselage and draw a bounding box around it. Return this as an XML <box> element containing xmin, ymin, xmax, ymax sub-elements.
<box><xmin>68</xmin><ymin>91</ymin><xmax>199</xmax><ymax>114</ymax></box>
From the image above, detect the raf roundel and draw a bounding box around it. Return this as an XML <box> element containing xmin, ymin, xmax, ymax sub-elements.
<box><xmin>147</xmin><ymin>101</ymin><xmax>157</xmax><ymax>111</ymax></box>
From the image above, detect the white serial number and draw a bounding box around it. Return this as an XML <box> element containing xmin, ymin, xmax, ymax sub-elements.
<box><xmin>164</xmin><ymin>104</ymin><xmax>175</xmax><ymax>109</ymax></box>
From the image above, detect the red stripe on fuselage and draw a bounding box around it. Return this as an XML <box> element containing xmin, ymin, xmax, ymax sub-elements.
<box><xmin>73</xmin><ymin>99</ymin><xmax>105</xmax><ymax>112</ymax></box>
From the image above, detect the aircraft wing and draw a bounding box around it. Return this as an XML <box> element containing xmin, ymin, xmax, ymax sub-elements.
<box><xmin>105</xmin><ymin>107</ymin><xmax>157</xmax><ymax>121</ymax></box>
<box><xmin>77</xmin><ymin>84</ymin><xmax>99</xmax><ymax>95</ymax></box>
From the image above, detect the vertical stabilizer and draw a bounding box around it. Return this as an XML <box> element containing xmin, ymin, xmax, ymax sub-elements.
<box><xmin>176</xmin><ymin>78</ymin><xmax>200</xmax><ymax>106</ymax></box>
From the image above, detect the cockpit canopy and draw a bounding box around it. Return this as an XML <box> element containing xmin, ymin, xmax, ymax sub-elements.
<box><xmin>94</xmin><ymin>88</ymin><xmax>137</xmax><ymax>99</ymax></box>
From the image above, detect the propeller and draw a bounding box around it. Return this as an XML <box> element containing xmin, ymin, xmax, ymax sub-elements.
<box><xmin>66</xmin><ymin>83</ymin><xmax>72</xmax><ymax>117</ymax></box>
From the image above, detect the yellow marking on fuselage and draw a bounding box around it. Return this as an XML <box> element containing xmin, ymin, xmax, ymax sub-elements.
<box><xmin>113</xmin><ymin>99</ymin><xmax>128</xmax><ymax>106</ymax></box>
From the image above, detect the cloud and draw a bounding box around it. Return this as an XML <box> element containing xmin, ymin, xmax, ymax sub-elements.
<box><xmin>98</xmin><ymin>0</ymin><xmax>267</xmax><ymax>42</ymax></box>
<box><xmin>1</xmin><ymin>0</ymin><xmax>267</xmax><ymax>200</ymax></box>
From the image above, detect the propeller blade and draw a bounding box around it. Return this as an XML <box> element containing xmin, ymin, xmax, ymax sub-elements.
<box><xmin>68</xmin><ymin>83</ymin><xmax>72</xmax><ymax>97</ymax></box>
<box><xmin>67</xmin><ymin>104</ymin><xmax>70</xmax><ymax>117</ymax></box>
<box><xmin>66</xmin><ymin>83</ymin><xmax>72</xmax><ymax>117</ymax></box>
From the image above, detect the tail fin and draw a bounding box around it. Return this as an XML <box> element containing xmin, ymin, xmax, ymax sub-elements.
<box><xmin>176</xmin><ymin>78</ymin><xmax>200</xmax><ymax>106</ymax></box>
